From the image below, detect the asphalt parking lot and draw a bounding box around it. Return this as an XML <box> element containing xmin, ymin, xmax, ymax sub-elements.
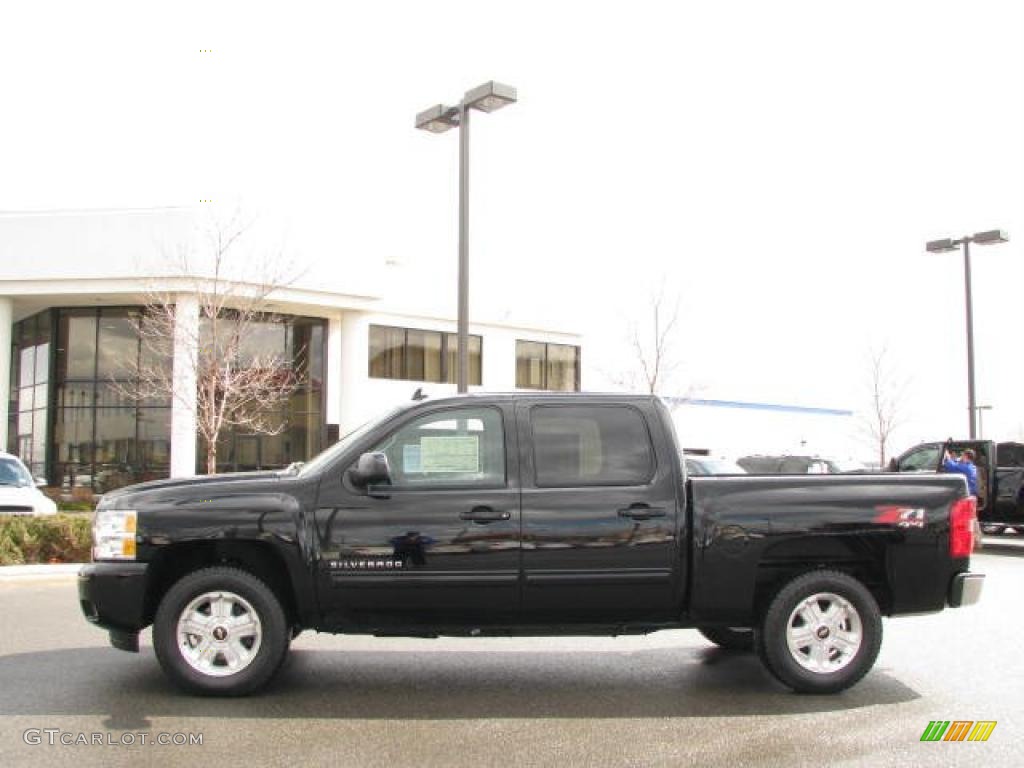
<box><xmin>1</xmin><ymin>542</ymin><xmax>1021</xmax><ymax>768</ymax></box>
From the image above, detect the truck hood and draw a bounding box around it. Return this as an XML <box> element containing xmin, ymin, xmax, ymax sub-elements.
<box><xmin>99</xmin><ymin>470</ymin><xmax>285</xmax><ymax>507</ymax></box>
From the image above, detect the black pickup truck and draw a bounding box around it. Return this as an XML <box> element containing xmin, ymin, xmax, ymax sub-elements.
<box><xmin>889</xmin><ymin>439</ymin><xmax>1024</xmax><ymax>533</ymax></box>
<box><xmin>79</xmin><ymin>393</ymin><xmax>984</xmax><ymax>696</ymax></box>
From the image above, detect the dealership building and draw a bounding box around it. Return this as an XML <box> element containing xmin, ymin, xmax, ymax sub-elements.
<box><xmin>0</xmin><ymin>208</ymin><xmax>582</xmax><ymax>493</ymax></box>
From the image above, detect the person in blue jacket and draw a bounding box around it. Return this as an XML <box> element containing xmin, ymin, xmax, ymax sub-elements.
<box><xmin>943</xmin><ymin>448</ymin><xmax>978</xmax><ymax>497</ymax></box>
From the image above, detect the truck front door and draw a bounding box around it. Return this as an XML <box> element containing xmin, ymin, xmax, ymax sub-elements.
<box><xmin>517</xmin><ymin>400</ymin><xmax>681</xmax><ymax>623</ymax></box>
<box><xmin>312</xmin><ymin>403</ymin><xmax>520</xmax><ymax>629</ymax></box>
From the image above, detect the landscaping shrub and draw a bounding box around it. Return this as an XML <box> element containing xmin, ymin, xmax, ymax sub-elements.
<box><xmin>0</xmin><ymin>514</ymin><xmax>93</xmax><ymax>565</ymax></box>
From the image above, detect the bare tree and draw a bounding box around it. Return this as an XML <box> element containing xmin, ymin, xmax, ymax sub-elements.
<box><xmin>861</xmin><ymin>345</ymin><xmax>908</xmax><ymax>468</ymax></box>
<box><xmin>612</xmin><ymin>285</ymin><xmax>684</xmax><ymax>395</ymax></box>
<box><xmin>116</xmin><ymin>212</ymin><xmax>302</xmax><ymax>474</ymax></box>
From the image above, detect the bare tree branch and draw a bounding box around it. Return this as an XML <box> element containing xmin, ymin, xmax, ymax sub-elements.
<box><xmin>111</xmin><ymin>212</ymin><xmax>303</xmax><ymax>475</ymax></box>
<box><xmin>860</xmin><ymin>344</ymin><xmax>909</xmax><ymax>467</ymax></box>
<box><xmin>611</xmin><ymin>284</ymin><xmax>683</xmax><ymax>396</ymax></box>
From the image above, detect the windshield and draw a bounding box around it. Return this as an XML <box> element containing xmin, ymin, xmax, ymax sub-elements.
<box><xmin>0</xmin><ymin>457</ymin><xmax>33</xmax><ymax>487</ymax></box>
<box><xmin>297</xmin><ymin>406</ymin><xmax>407</xmax><ymax>478</ymax></box>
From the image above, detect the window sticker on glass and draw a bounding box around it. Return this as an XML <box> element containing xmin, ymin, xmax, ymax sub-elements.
<box><xmin>420</xmin><ymin>436</ymin><xmax>479</xmax><ymax>473</ymax></box>
<box><xmin>403</xmin><ymin>444</ymin><xmax>422</xmax><ymax>473</ymax></box>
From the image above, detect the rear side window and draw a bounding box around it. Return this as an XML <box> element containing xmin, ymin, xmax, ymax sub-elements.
<box><xmin>530</xmin><ymin>405</ymin><xmax>655</xmax><ymax>487</ymax></box>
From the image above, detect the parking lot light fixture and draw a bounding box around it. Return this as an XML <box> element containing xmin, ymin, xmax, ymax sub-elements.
<box><xmin>414</xmin><ymin>104</ymin><xmax>459</xmax><ymax>134</ymax></box>
<box><xmin>927</xmin><ymin>229</ymin><xmax>1010</xmax><ymax>438</ymax></box>
<box><xmin>414</xmin><ymin>81</ymin><xmax>517</xmax><ymax>393</ymax></box>
<box><xmin>971</xmin><ymin>229</ymin><xmax>1009</xmax><ymax>245</ymax></box>
<box><xmin>463</xmin><ymin>81</ymin><xmax>517</xmax><ymax>113</ymax></box>
<box><xmin>926</xmin><ymin>238</ymin><xmax>958</xmax><ymax>253</ymax></box>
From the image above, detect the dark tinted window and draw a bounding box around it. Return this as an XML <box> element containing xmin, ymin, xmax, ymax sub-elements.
<box><xmin>996</xmin><ymin>443</ymin><xmax>1024</xmax><ymax>468</ymax></box>
<box><xmin>531</xmin><ymin>405</ymin><xmax>654</xmax><ymax>487</ymax></box>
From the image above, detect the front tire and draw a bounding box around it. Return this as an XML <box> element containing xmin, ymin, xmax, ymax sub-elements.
<box><xmin>153</xmin><ymin>566</ymin><xmax>290</xmax><ymax>696</ymax></box>
<box><xmin>757</xmin><ymin>570</ymin><xmax>882</xmax><ymax>694</ymax></box>
<box><xmin>697</xmin><ymin>626</ymin><xmax>754</xmax><ymax>651</ymax></box>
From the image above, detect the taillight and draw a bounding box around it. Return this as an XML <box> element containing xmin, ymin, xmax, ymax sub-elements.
<box><xmin>949</xmin><ymin>496</ymin><xmax>977</xmax><ymax>558</ymax></box>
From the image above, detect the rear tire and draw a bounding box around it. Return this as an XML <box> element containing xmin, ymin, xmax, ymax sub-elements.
<box><xmin>153</xmin><ymin>566</ymin><xmax>290</xmax><ymax>696</ymax></box>
<box><xmin>697</xmin><ymin>626</ymin><xmax>754</xmax><ymax>651</ymax></box>
<box><xmin>757</xmin><ymin>570</ymin><xmax>882</xmax><ymax>694</ymax></box>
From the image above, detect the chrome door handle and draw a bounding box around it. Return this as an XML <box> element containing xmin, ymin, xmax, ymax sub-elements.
<box><xmin>617</xmin><ymin>504</ymin><xmax>666</xmax><ymax>520</ymax></box>
<box><xmin>459</xmin><ymin>506</ymin><xmax>511</xmax><ymax>523</ymax></box>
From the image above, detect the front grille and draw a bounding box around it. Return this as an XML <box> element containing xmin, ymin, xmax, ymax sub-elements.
<box><xmin>0</xmin><ymin>506</ymin><xmax>34</xmax><ymax>515</ymax></box>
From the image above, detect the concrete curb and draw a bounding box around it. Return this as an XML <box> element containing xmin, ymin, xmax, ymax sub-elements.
<box><xmin>0</xmin><ymin>563</ymin><xmax>85</xmax><ymax>580</ymax></box>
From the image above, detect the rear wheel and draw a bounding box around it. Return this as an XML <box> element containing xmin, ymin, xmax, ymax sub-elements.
<box><xmin>757</xmin><ymin>570</ymin><xmax>881</xmax><ymax>694</ymax></box>
<box><xmin>153</xmin><ymin>566</ymin><xmax>290</xmax><ymax>696</ymax></box>
<box><xmin>697</xmin><ymin>626</ymin><xmax>754</xmax><ymax>651</ymax></box>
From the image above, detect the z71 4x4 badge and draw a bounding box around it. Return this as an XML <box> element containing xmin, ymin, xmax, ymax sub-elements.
<box><xmin>873</xmin><ymin>506</ymin><xmax>926</xmax><ymax>528</ymax></box>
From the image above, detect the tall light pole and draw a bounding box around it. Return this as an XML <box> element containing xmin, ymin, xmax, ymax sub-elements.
<box><xmin>415</xmin><ymin>81</ymin><xmax>517</xmax><ymax>393</ymax></box>
<box><xmin>976</xmin><ymin>405</ymin><xmax>993</xmax><ymax>439</ymax></box>
<box><xmin>926</xmin><ymin>229</ymin><xmax>1009</xmax><ymax>438</ymax></box>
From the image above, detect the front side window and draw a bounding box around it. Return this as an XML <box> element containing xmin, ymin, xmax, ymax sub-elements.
<box><xmin>370</xmin><ymin>407</ymin><xmax>505</xmax><ymax>489</ymax></box>
<box><xmin>530</xmin><ymin>405</ymin><xmax>654</xmax><ymax>487</ymax></box>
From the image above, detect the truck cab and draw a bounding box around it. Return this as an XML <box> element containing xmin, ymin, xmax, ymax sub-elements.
<box><xmin>889</xmin><ymin>440</ymin><xmax>1024</xmax><ymax>532</ymax></box>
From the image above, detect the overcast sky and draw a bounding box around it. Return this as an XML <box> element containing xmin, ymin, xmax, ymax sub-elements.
<box><xmin>2</xmin><ymin>1</ymin><xmax>1022</xmax><ymax>454</ymax></box>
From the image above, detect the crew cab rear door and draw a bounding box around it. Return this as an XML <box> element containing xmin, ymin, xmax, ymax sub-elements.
<box><xmin>517</xmin><ymin>399</ymin><xmax>680</xmax><ymax>623</ymax></box>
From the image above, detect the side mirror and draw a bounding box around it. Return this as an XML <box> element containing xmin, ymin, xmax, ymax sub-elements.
<box><xmin>887</xmin><ymin>458</ymin><xmax>898</xmax><ymax>472</ymax></box>
<box><xmin>34</xmin><ymin>477</ymin><xmax>47</xmax><ymax>488</ymax></box>
<box><xmin>349</xmin><ymin>452</ymin><xmax>391</xmax><ymax>489</ymax></box>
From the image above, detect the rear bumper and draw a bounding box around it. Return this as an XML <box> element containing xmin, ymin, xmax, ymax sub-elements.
<box><xmin>78</xmin><ymin>562</ymin><xmax>150</xmax><ymax>633</ymax></box>
<box><xmin>948</xmin><ymin>572</ymin><xmax>985</xmax><ymax>607</ymax></box>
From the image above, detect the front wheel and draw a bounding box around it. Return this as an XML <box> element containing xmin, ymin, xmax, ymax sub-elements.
<box><xmin>153</xmin><ymin>566</ymin><xmax>290</xmax><ymax>696</ymax></box>
<box><xmin>756</xmin><ymin>570</ymin><xmax>882</xmax><ymax>694</ymax></box>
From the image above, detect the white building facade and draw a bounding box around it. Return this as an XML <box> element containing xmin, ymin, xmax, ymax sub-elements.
<box><xmin>1</xmin><ymin>208</ymin><xmax>582</xmax><ymax>493</ymax></box>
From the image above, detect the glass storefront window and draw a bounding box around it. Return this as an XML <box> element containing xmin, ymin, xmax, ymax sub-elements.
<box><xmin>444</xmin><ymin>333</ymin><xmax>482</xmax><ymax>386</ymax></box>
<box><xmin>11</xmin><ymin>312</ymin><xmax>52</xmax><ymax>477</ymax></box>
<box><xmin>137</xmin><ymin>408</ymin><xmax>171</xmax><ymax>467</ymax></box>
<box><xmin>516</xmin><ymin>340</ymin><xmax>580</xmax><ymax>391</ymax></box>
<box><xmin>57</xmin><ymin>383</ymin><xmax>95</xmax><ymax>408</ymax></box>
<box><xmin>369</xmin><ymin>325</ymin><xmax>482</xmax><ymax>386</ymax></box>
<box><xmin>369</xmin><ymin>325</ymin><xmax>406</xmax><ymax>379</ymax></box>
<box><xmin>12</xmin><ymin>307</ymin><xmax>324</xmax><ymax>489</ymax></box>
<box><xmin>515</xmin><ymin>341</ymin><xmax>546</xmax><ymax>389</ymax></box>
<box><xmin>19</xmin><ymin>346</ymin><xmax>35</xmax><ymax>389</ymax></box>
<box><xmin>96</xmin><ymin>311</ymin><xmax>139</xmax><ymax>378</ymax></box>
<box><xmin>59</xmin><ymin>311</ymin><xmax>98</xmax><ymax>380</ymax></box>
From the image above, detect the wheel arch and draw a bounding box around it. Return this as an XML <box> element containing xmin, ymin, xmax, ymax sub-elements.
<box><xmin>753</xmin><ymin>535</ymin><xmax>893</xmax><ymax>621</ymax></box>
<box><xmin>144</xmin><ymin>540</ymin><xmax>304</xmax><ymax>628</ymax></box>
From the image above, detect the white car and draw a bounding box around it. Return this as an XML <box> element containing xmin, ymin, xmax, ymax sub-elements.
<box><xmin>0</xmin><ymin>452</ymin><xmax>57</xmax><ymax>515</ymax></box>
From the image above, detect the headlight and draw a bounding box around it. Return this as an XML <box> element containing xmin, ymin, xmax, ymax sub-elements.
<box><xmin>92</xmin><ymin>509</ymin><xmax>138</xmax><ymax>561</ymax></box>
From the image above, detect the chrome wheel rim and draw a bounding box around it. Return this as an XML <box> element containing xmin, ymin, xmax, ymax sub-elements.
<box><xmin>176</xmin><ymin>591</ymin><xmax>262</xmax><ymax>677</ymax></box>
<box><xmin>785</xmin><ymin>592</ymin><xmax>862</xmax><ymax>674</ymax></box>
